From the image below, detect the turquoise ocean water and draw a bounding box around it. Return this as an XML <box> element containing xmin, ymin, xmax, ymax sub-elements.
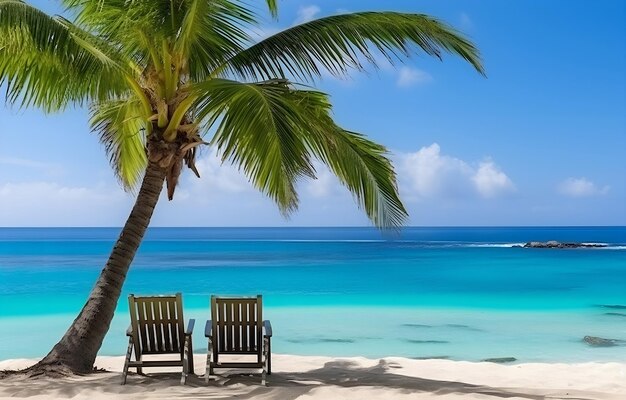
<box><xmin>0</xmin><ymin>227</ymin><xmax>625</xmax><ymax>363</ymax></box>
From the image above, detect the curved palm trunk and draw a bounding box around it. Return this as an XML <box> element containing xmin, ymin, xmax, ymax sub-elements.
<box><xmin>28</xmin><ymin>162</ymin><xmax>166</xmax><ymax>375</ymax></box>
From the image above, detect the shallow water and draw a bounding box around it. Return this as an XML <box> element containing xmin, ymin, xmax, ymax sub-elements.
<box><xmin>0</xmin><ymin>227</ymin><xmax>625</xmax><ymax>362</ymax></box>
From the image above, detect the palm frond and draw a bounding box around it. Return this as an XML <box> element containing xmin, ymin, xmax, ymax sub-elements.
<box><xmin>264</xmin><ymin>0</ymin><xmax>278</xmax><ymax>19</ymax></box>
<box><xmin>193</xmin><ymin>78</ymin><xmax>317</xmax><ymax>214</ymax></box>
<box><xmin>90</xmin><ymin>98</ymin><xmax>148</xmax><ymax>190</ymax></box>
<box><xmin>223</xmin><ymin>12</ymin><xmax>484</xmax><ymax>82</ymax></box>
<box><xmin>312</xmin><ymin>128</ymin><xmax>408</xmax><ymax>229</ymax></box>
<box><xmin>283</xmin><ymin>87</ymin><xmax>408</xmax><ymax>229</ymax></box>
<box><xmin>63</xmin><ymin>0</ymin><xmax>257</xmax><ymax>78</ymax></box>
<box><xmin>62</xmin><ymin>0</ymin><xmax>175</xmax><ymax>63</ymax></box>
<box><xmin>174</xmin><ymin>0</ymin><xmax>254</xmax><ymax>81</ymax></box>
<box><xmin>0</xmin><ymin>0</ymin><xmax>129</xmax><ymax>111</ymax></box>
<box><xmin>193</xmin><ymin>78</ymin><xmax>407</xmax><ymax>228</ymax></box>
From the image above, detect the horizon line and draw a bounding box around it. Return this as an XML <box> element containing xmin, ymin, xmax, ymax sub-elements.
<box><xmin>1</xmin><ymin>225</ymin><xmax>625</xmax><ymax>229</ymax></box>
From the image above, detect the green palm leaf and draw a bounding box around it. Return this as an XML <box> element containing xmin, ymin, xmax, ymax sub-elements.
<box><xmin>263</xmin><ymin>0</ymin><xmax>278</xmax><ymax>18</ymax></box>
<box><xmin>90</xmin><ymin>98</ymin><xmax>148</xmax><ymax>190</ymax></box>
<box><xmin>174</xmin><ymin>0</ymin><xmax>254</xmax><ymax>82</ymax></box>
<box><xmin>193</xmin><ymin>78</ymin><xmax>316</xmax><ymax>214</ymax></box>
<box><xmin>223</xmin><ymin>12</ymin><xmax>484</xmax><ymax>82</ymax></box>
<box><xmin>193</xmin><ymin>78</ymin><xmax>407</xmax><ymax>227</ymax></box>
<box><xmin>0</xmin><ymin>0</ymin><xmax>128</xmax><ymax>111</ymax></box>
<box><xmin>312</xmin><ymin>128</ymin><xmax>407</xmax><ymax>229</ymax></box>
<box><xmin>271</xmin><ymin>84</ymin><xmax>408</xmax><ymax>228</ymax></box>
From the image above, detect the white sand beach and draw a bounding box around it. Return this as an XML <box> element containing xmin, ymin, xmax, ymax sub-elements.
<box><xmin>1</xmin><ymin>354</ymin><xmax>624</xmax><ymax>400</ymax></box>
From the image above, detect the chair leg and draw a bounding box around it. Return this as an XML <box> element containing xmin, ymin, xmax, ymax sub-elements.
<box><xmin>181</xmin><ymin>335</ymin><xmax>193</xmax><ymax>385</ymax></box>
<box><xmin>205</xmin><ymin>338</ymin><xmax>213</xmax><ymax>384</ymax></box>
<box><xmin>121</xmin><ymin>338</ymin><xmax>133</xmax><ymax>385</ymax></box>
<box><xmin>261</xmin><ymin>336</ymin><xmax>269</xmax><ymax>386</ymax></box>
<box><xmin>267</xmin><ymin>338</ymin><xmax>272</xmax><ymax>375</ymax></box>
<box><xmin>188</xmin><ymin>336</ymin><xmax>194</xmax><ymax>374</ymax></box>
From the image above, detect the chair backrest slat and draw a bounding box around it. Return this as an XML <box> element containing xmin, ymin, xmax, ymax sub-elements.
<box><xmin>241</xmin><ymin>301</ymin><xmax>248</xmax><ymax>352</ymax></box>
<box><xmin>147</xmin><ymin>300</ymin><xmax>158</xmax><ymax>352</ymax></box>
<box><xmin>226</xmin><ymin>301</ymin><xmax>233</xmax><ymax>351</ymax></box>
<box><xmin>157</xmin><ymin>298</ymin><xmax>174</xmax><ymax>353</ymax></box>
<box><xmin>167</xmin><ymin>299</ymin><xmax>179</xmax><ymax>353</ymax></box>
<box><xmin>211</xmin><ymin>295</ymin><xmax>262</xmax><ymax>358</ymax></box>
<box><xmin>234</xmin><ymin>301</ymin><xmax>240</xmax><ymax>352</ymax></box>
<box><xmin>136</xmin><ymin>299</ymin><xmax>149</xmax><ymax>352</ymax></box>
<box><xmin>128</xmin><ymin>293</ymin><xmax>184</xmax><ymax>356</ymax></box>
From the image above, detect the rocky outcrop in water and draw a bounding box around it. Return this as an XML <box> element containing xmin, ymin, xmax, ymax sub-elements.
<box><xmin>583</xmin><ymin>336</ymin><xmax>624</xmax><ymax>347</ymax></box>
<box><xmin>523</xmin><ymin>241</ymin><xmax>607</xmax><ymax>249</ymax></box>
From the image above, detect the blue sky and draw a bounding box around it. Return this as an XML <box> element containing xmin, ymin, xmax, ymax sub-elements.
<box><xmin>0</xmin><ymin>0</ymin><xmax>624</xmax><ymax>227</ymax></box>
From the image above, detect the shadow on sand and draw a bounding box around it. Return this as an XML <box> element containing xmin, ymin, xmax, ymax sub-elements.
<box><xmin>1</xmin><ymin>359</ymin><xmax>598</xmax><ymax>400</ymax></box>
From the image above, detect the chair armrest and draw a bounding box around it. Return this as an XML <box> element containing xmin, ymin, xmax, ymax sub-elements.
<box><xmin>205</xmin><ymin>320</ymin><xmax>213</xmax><ymax>338</ymax></box>
<box><xmin>185</xmin><ymin>319</ymin><xmax>195</xmax><ymax>336</ymax></box>
<box><xmin>126</xmin><ymin>325</ymin><xmax>133</xmax><ymax>337</ymax></box>
<box><xmin>263</xmin><ymin>320</ymin><xmax>272</xmax><ymax>337</ymax></box>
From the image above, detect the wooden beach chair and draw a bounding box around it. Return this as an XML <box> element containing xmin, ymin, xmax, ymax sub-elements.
<box><xmin>122</xmin><ymin>293</ymin><xmax>195</xmax><ymax>385</ymax></box>
<box><xmin>204</xmin><ymin>295</ymin><xmax>272</xmax><ymax>385</ymax></box>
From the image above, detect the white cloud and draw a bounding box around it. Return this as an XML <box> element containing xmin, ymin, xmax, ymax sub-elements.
<box><xmin>396</xmin><ymin>67</ymin><xmax>433</xmax><ymax>88</ymax></box>
<box><xmin>558</xmin><ymin>177</ymin><xmax>609</xmax><ymax>197</ymax></box>
<box><xmin>399</xmin><ymin>143</ymin><xmax>515</xmax><ymax>200</ymax></box>
<box><xmin>294</xmin><ymin>5</ymin><xmax>320</xmax><ymax>25</ymax></box>
<box><xmin>399</xmin><ymin>143</ymin><xmax>472</xmax><ymax>198</ymax></box>
<box><xmin>305</xmin><ymin>163</ymin><xmax>341</xmax><ymax>198</ymax></box>
<box><xmin>472</xmin><ymin>160</ymin><xmax>516</xmax><ymax>198</ymax></box>
<box><xmin>189</xmin><ymin>148</ymin><xmax>253</xmax><ymax>195</ymax></box>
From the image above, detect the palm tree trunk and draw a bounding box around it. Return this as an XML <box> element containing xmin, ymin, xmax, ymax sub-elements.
<box><xmin>27</xmin><ymin>162</ymin><xmax>166</xmax><ymax>375</ymax></box>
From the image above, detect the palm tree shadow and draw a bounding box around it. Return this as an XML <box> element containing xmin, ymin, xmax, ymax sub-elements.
<box><xmin>216</xmin><ymin>359</ymin><xmax>557</xmax><ymax>400</ymax></box>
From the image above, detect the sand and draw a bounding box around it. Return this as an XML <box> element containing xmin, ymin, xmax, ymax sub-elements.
<box><xmin>0</xmin><ymin>354</ymin><xmax>624</xmax><ymax>399</ymax></box>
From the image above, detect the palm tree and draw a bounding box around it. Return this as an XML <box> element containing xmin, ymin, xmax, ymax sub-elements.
<box><xmin>0</xmin><ymin>0</ymin><xmax>483</xmax><ymax>375</ymax></box>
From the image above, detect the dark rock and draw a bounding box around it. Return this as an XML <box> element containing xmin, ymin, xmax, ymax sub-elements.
<box><xmin>583</xmin><ymin>335</ymin><xmax>623</xmax><ymax>347</ymax></box>
<box><xmin>482</xmin><ymin>357</ymin><xmax>517</xmax><ymax>363</ymax></box>
<box><xmin>523</xmin><ymin>241</ymin><xmax>607</xmax><ymax>249</ymax></box>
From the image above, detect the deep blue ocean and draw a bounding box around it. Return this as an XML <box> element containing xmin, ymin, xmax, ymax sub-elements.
<box><xmin>0</xmin><ymin>227</ymin><xmax>625</xmax><ymax>363</ymax></box>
